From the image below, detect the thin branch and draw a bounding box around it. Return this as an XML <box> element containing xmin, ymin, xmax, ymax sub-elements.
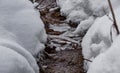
<box><xmin>108</xmin><ymin>0</ymin><xmax>119</xmax><ymax>34</ymax></box>
<box><xmin>84</xmin><ymin>58</ymin><xmax>92</xmax><ymax>62</ymax></box>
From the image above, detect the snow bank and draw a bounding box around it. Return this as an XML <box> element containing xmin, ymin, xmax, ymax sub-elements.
<box><xmin>0</xmin><ymin>27</ymin><xmax>39</xmax><ymax>73</ymax></box>
<box><xmin>87</xmin><ymin>35</ymin><xmax>120</xmax><ymax>73</ymax></box>
<box><xmin>82</xmin><ymin>3</ymin><xmax>120</xmax><ymax>72</ymax></box>
<box><xmin>0</xmin><ymin>46</ymin><xmax>35</xmax><ymax>73</ymax></box>
<box><xmin>82</xmin><ymin>5</ymin><xmax>120</xmax><ymax>60</ymax></box>
<box><xmin>57</xmin><ymin>0</ymin><xmax>90</xmax><ymax>23</ymax></box>
<box><xmin>57</xmin><ymin>0</ymin><xmax>66</xmax><ymax>8</ymax></box>
<box><xmin>73</xmin><ymin>0</ymin><xmax>120</xmax><ymax>35</ymax></box>
<box><xmin>57</xmin><ymin>0</ymin><xmax>110</xmax><ymax>23</ymax></box>
<box><xmin>73</xmin><ymin>16</ymin><xmax>95</xmax><ymax>35</ymax></box>
<box><xmin>0</xmin><ymin>0</ymin><xmax>48</xmax><ymax>73</ymax></box>
<box><xmin>82</xmin><ymin>15</ymin><xmax>113</xmax><ymax>60</ymax></box>
<box><xmin>58</xmin><ymin>0</ymin><xmax>120</xmax><ymax>72</ymax></box>
<box><xmin>90</xmin><ymin>0</ymin><xmax>120</xmax><ymax>17</ymax></box>
<box><xmin>57</xmin><ymin>0</ymin><xmax>120</xmax><ymax>35</ymax></box>
<box><xmin>0</xmin><ymin>0</ymin><xmax>47</xmax><ymax>56</ymax></box>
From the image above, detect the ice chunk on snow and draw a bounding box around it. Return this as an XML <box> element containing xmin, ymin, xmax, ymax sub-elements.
<box><xmin>0</xmin><ymin>0</ymin><xmax>47</xmax><ymax>56</ymax></box>
<box><xmin>87</xmin><ymin>35</ymin><xmax>120</xmax><ymax>73</ymax></box>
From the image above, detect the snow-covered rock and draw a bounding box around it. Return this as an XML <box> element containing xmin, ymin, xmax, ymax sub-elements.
<box><xmin>0</xmin><ymin>0</ymin><xmax>47</xmax><ymax>56</ymax></box>
<box><xmin>0</xmin><ymin>27</ymin><xmax>39</xmax><ymax>73</ymax></box>
<box><xmin>87</xmin><ymin>35</ymin><xmax>120</xmax><ymax>73</ymax></box>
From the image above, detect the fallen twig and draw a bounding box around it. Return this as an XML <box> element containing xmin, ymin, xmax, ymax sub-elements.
<box><xmin>108</xmin><ymin>0</ymin><xmax>119</xmax><ymax>34</ymax></box>
<box><xmin>84</xmin><ymin>58</ymin><xmax>92</xmax><ymax>62</ymax></box>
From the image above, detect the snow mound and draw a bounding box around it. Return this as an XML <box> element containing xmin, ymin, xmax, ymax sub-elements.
<box><xmin>0</xmin><ymin>27</ymin><xmax>39</xmax><ymax>73</ymax></box>
<box><xmin>73</xmin><ymin>16</ymin><xmax>95</xmax><ymax>35</ymax></box>
<box><xmin>66</xmin><ymin>9</ymin><xmax>89</xmax><ymax>23</ymax></box>
<box><xmin>89</xmin><ymin>0</ymin><xmax>109</xmax><ymax>17</ymax></box>
<box><xmin>0</xmin><ymin>0</ymin><xmax>47</xmax><ymax>56</ymax></box>
<box><xmin>73</xmin><ymin>0</ymin><xmax>120</xmax><ymax>35</ymax></box>
<box><xmin>82</xmin><ymin>15</ymin><xmax>113</xmax><ymax>60</ymax></box>
<box><xmin>57</xmin><ymin>0</ymin><xmax>120</xmax><ymax>36</ymax></box>
<box><xmin>82</xmin><ymin>4</ymin><xmax>120</xmax><ymax>71</ymax></box>
<box><xmin>0</xmin><ymin>0</ymin><xmax>48</xmax><ymax>72</ymax></box>
<box><xmin>57</xmin><ymin>0</ymin><xmax>66</xmax><ymax>8</ymax></box>
<box><xmin>82</xmin><ymin>5</ymin><xmax>120</xmax><ymax>60</ymax></box>
<box><xmin>87</xmin><ymin>35</ymin><xmax>120</xmax><ymax>73</ymax></box>
<box><xmin>57</xmin><ymin>0</ymin><xmax>111</xmax><ymax>23</ymax></box>
<box><xmin>0</xmin><ymin>46</ymin><xmax>35</xmax><ymax>73</ymax></box>
<box><xmin>57</xmin><ymin>0</ymin><xmax>90</xmax><ymax>23</ymax></box>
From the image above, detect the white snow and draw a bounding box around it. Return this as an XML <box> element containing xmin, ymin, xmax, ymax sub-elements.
<box><xmin>82</xmin><ymin>4</ymin><xmax>120</xmax><ymax>60</ymax></box>
<box><xmin>57</xmin><ymin>0</ymin><xmax>90</xmax><ymax>23</ymax></box>
<box><xmin>57</xmin><ymin>1</ymin><xmax>120</xmax><ymax>72</ymax></box>
<box><xmin>0</xmin><ymin>0</ymin><xmax>48</xmax><ymax>73</ymax></box>
<box><xmin>57</xmin><ymin>0</ymin><xmax>120</xmax><ymax>72</ymax></box>
<box><xmin>57</xmin><ymin>0</ymin><xmax>120</xmax><ymax>36</ymax></box>
<box><xmin>82</xmin><ymin>2</ymin><xmax>120</xmax><ymax>72</ymax></box>
<box><xmin>58</xmin><ymin>0</ymin><xmax>120</xmax><ymax>19</ymax></box>
<box><xmin>90</xmin><ymin>0</ymin><xmax>120</xmax><ymax>17</ymax></box>
<box><xmin>66</xmin><ymin>9</ymin><xmax>89</xmax><ymax>23</ymax></box>
<box><xmin>0</xmin><ymin>0</ymin><xmax>47</xmax><ymax>56</ymax></box>
<box><xmin>1</xmin><ymin>0</ymin><xmax>120</xmax><ymax>73</ymax></box>
<box><xmin>0</xmin><ymin>27</ymin><xmax>39</xmax><ymax>73</ymax></box>
<box><xmin>73</xmin><ymin>16</ymin><xmax>95</xmax><ymax>35</ymax></box>
<box><xmin>57</xmin><ymin>0</ymin><xmax>66</xmax><ymax>9</ymax></box>
<box><xmin>0</xmin><ymin>46</ymin><xmax>35</xmax><ymax>73</ymax></box>
<box><xmin>87</xmin><ymin>35</ymin><xmax>120</xmax><ymax>73</ymax></box>
<box><xmin>73</xmin><ymin>0</ymin><xmax>120</xmax><ymax>36</ymax></box>
<box><xmin>57</xmin><ymin>0</ymin><xmax>110</xmax><ymax>23</ymax></box>
<box><xmin>82</xmin><ymin>15</ymin><xmax>113</xmax><ymax>60</ymax></box>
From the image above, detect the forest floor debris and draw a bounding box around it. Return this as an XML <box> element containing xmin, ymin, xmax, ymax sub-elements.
<box><xmin>35</xmin><ymin>0</ymin><xmax>85</xmax><ymax>73</ymax></box>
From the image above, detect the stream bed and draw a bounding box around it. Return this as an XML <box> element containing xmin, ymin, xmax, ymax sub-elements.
<box><xmin>35</xmin><ymin>0</ymin><xmax>85</xmax><ymax>73</ymax></box>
